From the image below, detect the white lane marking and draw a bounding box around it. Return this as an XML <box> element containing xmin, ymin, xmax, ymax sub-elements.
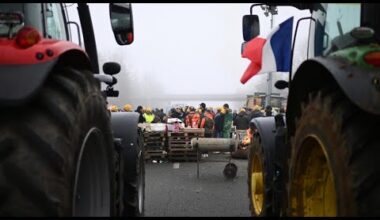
<box><xmin>173</xmin><ymin>163</ymin><xmax>180</xmax><ymax>169</ymax></box>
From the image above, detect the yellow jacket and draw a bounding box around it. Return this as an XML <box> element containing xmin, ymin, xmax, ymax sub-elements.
<box><xmin>143</xmin><ymin>113</ymin><xmax>155</xmax><ymax>123</ymax></box>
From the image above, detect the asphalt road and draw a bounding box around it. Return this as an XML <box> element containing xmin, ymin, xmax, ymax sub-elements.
<box><xmin>144</xmin><ymin>153</ymin><xmax>251</xmax><ymax>217</ymax></box>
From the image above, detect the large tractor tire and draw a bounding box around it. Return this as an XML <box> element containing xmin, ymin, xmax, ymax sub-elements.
<box><xmin>0</xmin><ymin>66</ymin><xmax>115</xmax><ymax>216</ymax></box>
<box><xmin>247</xmin><ymin>132</ymin><xmax>274</xmax><ymax>216</ymax></box>
<box><xmin>122</xmin><ymin>127</ymin><xmax>145</xmax><ymax>217</ymax></box>
<box><xmin>272</xmin><ymin>125</ymin><xmax>288</xmax><ymax>217</ymax></box>
<box><xmin>288</xmin><ymin>90</ymin><xmax>380</xmax><ymax>216</ymax></box>
<box><xmin>110</xmin><ymin>112</ymin><xmax>145</xmax><ymax>217</ymax></box>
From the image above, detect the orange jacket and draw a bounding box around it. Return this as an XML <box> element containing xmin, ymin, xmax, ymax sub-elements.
<box><xmin>200</xmin><ymin>111</ymin><xmax>214</xmax><ymax>128</ymax></box>
<box><xmin>186</xmin><ymin>111</ymin><xmax>201</xmax><ymax>128</ymax></box>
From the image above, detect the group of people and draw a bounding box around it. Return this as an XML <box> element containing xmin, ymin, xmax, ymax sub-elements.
<box><xmin>232</xmin><ymin>105</ymin><xmax>286</xmax><ymax>130</ymax></box>
<box><xmin>108</xmin><ymin>103</ymin><xmax>286</xmax><ymax>137</ymax></box>
<box><xmin>107</xmin><ymin>103</ymin><xmax>235</xmax><ymax>138</ymax></box>
<box><xmin>108</xmin><ymin>104</ymin><xmax>167</xmax><ymax>123</ymax></box>
<box><xmin>173</xmin><ymin>103</ymin><xmax>234</xmax><ymax>138</ymax></box>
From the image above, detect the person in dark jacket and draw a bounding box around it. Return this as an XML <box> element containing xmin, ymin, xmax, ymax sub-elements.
<box><xmin>233</xmin><ymin>108</ymin><xmax>250</xmax><ymax>130</ymax></box>
<box><xmin>136</xmin><ymin>105</ymin><xmax>145</xmax><ymax>123</ymax></box>
<box><xmin>213</xmin><ymin>107</ymin><xmax>224</xmax><ymax>138</ymax></box>
<box><xmin>199</xmin><ymin>102</ymin><xmax>206</xmax><ymax>117</ymax></box>
<box><xmin>274</xmin><ymin>107</ymin><xmax>286</xmax><ymax>129</ymax></box>
<box><xmin>222</xmin><ymin>104</ymin><xmax>233</xmax><ymax>138</ymax></box>
<box><xmin>232</xmin><ymin>110</ymin><xmax>238</xmax><ymax>121</ymax></box>
<box><xmin>200</xmin><ymin>109</ymin><xmax>214</xmax><ymax>137</ymax></box>
<box><xmin>157</xmin><ymin>108</ymin><xmax>166</xmax><ymax>122</ymax></box>
<box><xmin>265</xmin><ymin>105</ymin><xmax>273</xmax><ymax>116</ymax></box>
<box><xmin>251</xmin><ymin>105</ymin><xmax>264</xmax><ymax>120</ymax></box>
<box><xmin>169</xmin><ymin>108</ymin><xmax>180</xmax><ymax>119</ymax></box>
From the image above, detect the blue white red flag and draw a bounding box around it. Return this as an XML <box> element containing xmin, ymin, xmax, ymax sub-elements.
<box><xmin>240</xmin><ymin>16</ymin><xmax>294</xmax><ymax>84</ymax></box>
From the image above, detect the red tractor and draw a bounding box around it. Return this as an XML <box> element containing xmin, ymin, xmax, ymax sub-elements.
<box><xmin>0</xmin><ymin>3</ymin><xmax>144</xmax><ymax>216</ymax></box>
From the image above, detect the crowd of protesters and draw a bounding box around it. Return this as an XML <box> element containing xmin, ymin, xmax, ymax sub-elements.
<box><xmin>107</xmin><ymin>103</ymin><xmax>286</xmax><ymax>137</ymax></box>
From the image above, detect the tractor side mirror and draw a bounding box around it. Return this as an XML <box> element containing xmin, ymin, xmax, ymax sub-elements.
<box><xmin>100</xmin><ymin>62</ymin><xmax>121</xmax><ymax>98</ymax></box>
<box><xmin>243</xmin><ymin>15</ymin><xmax>260</xmax><ymax>41</ymax></box>
<box><xmin>103</xmin><ymin>62</ymin><xmax>121</xmax><ymax>75</ymax></box>
<box><xmin>274</xmin><ymin>80</ymin><xmax>289</xmax><ymax>90</ymax></box>
<box><xmin>109</xmin><ymin>3</ymin><xmax>134</xmax><ymax>45</ymax></box>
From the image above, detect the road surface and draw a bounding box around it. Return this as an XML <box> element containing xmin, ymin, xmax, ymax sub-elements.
<box><xmin>144</xmin><ymin>153</ymin><xmax>251</xmax><ymax>217</ymax></box>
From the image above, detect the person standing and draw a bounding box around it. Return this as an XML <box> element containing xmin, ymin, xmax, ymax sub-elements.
<box><xmin>178</xmin><ymin>108</ymin><xmax>185</xmax><ymax>122</ymax></box>
<box><xmin>170</xmin><ymin>107</ymin><xmax>181</xmax><ymax>119</ymax></box>
<box><xmin>232</xmin><ymin>109</ymin><xmax>238</xmax><ymax>121</ymax></box>
<box><xmin>157</xmin><ymin>108</ymin><xmax>166</xmax><ymax>122</ymax></box>
<box><xmin>251</xmin><ymin>105</ymin><xmax>264</xmax><ymax>120</ymax></box>
<box><xmin>265</xmin><ymin>105</ymin><xmax>273</xmax><ymax>117</ymax></box>
<box><xmin>274</xmin><ymin>107</ymin><xmax>286</xmax><ymax>129</ymax></box>
<box><xmin>199</xmin><ymin>102</ymin><xmax>206</xmax><ymax>117</ymax></box>
<box><xmin>208</xmin><ymin>107</ymin><xmax>215</xmax><ymax>118</ymax></box>
<box><xmin>143</xmin><ymin>107</ymin><xmax>155</xmax><ymax>123</ymax></box>
<box><xmin>123</xmin><ymin>104</ymin><xmax>133</xmax><ymax>112</ymax></box>
<box><xmin>233</xmin><ymin>108</ymin><xmax>250</xmax><ymax>130</ymax></box>
<box><xmin>200</xmin><ymin>109</ymin><xmax>214</xmax><ymax>137</ymax></box>
<box><xmin>182</xmin><ymin>106</ymin><xmax>189</xmax><ymax>122</ymax></box>
<box><xmin>193</xmin><ymin>108</ymin><xmax>202</xmax><ymax>128</ymax></box>
<box><xmin>185</xmin><ymin>106</ymin><xmax>201</xmax><ymax>128</ymax></box>
<box><xmin>135</xmin><ymin>105</ymin><xmax>145</xmax><ymax>123</ymax></box>
<box><xmin>213</xmin><ymin>107</ymin><xmax>224</xmax><ymax>138</ymax></box>
<box><xmin>152</xmin><ymin>108</ymin><xmax>161</xmax><ymax>123</ymax></box>
<box><xmin>222</xmin><ymin>103</ymin><xmax>233</xmax><ymax>138</ymax></box>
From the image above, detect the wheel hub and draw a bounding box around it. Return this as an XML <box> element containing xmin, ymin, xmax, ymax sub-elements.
<box><xmin>290</xmin><ymin>136</ymin><xmax>337</xmax><ymax>216</ymax></box>
<box><xmin>250</xmin><ymin>154</ymin><xmax>264</xmax><ymax>215</ymax></box>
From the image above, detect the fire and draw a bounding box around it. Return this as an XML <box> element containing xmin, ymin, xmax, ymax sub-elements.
<box><xmin>241</xmin><ymin>128</ymin><xmax>253</xmax><ymax>146</ymax></box>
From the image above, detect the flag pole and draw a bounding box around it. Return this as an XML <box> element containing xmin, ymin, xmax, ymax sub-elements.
<box><xmin>265</xmin><ymin>12</ymin><xmax>274</xmax><ymax>109</ymax></box>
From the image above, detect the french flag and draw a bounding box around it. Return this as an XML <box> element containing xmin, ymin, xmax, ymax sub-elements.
<box><xmin>240</xmin><ymin>16</ymin><xmax>294</xmax><ymax>84</ymax></box>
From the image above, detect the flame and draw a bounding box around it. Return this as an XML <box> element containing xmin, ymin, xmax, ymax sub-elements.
<box><xmin>242</xmin><ymin>136</ymin><xmax>251</xmax><ymax>145</ymax></box>
<box><xmin>241</xmin><ymin>128</ymin><xmax>253</xmax><ymax>145</ymax></box>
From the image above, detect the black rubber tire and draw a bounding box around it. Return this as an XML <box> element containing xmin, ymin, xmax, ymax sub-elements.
<box><xmin>288</xmin><ymin>90</ymin><xmax>380</xmax><ymax>216</ymax></box>
<box><xmin>247</xmin><ymin>133</ymin><xmax>274</xmax><ymax>216</ymax></box>
<box><xmin>223</xmin><ymin>163</ymin><xmax>238</xmax><ymax>179</ymax></box>
<box><xmin>0</xmin><ymin>66</ymin><xmax>115</xmax><ymax>216</ymax></box>
<box><xmin>122</xmin><ymin>128</ymin><xmax>145</xmax><ymax>217</ymax></box>
<box><xmin>273</xmin><ymin>125</ymin><xmax>287</xmax><ymax>217</ymax></box>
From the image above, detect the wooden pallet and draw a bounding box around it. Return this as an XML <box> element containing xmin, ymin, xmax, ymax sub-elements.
<box><xmin>144</xmin><ymin>140</ymin><xmax>165</xmax><ymax>146</ymax></box>
<box><xmin>167</xmin><ymin>146</ymin><xmax>197</xmax><ymax>162</ymax></box>
<box><xmin>144</xmin><ymin>136</ymin><xmax>166</xmax><ymax>141</ymax></box>
<box><xmin>167</xmin><ymin>130</ymin><xmax>204</xmax><ymax>141</ymax></box>
<box><xmin>143</xmin><ymin>130</ymin><xmax>167</xmax><ymax>151</ymax></box>
<box><xmin>168</xmin><ymin>153</ymin><xmax>198</xmax><ymax>162</ymax></box>
<box><xmin>168</xmin><ymin>140</ymin><xmax>191</xmax><ymax>145</ymax></box>
<box><xmin>145</xmin><ymin>145</ymin><xmax>166</xmax><ymax>151</ymax></box>
<box><xmin>168</xmin><ymin>129</ymin><xmax>204</xmax><ymax>161</ymax></box>
<box><xmin>143</xmin><ymin>132</ymin><xmax>165</xmax><ymax>137</ymax></box>
<box><xmin>145</xmin><ymin>150</ymin><xmax>167</xmax><ymax>160</ymax></box>
<box><xmin>167</xmin><ymin>129</ymin><xmax>204</xmax><ymax>161</ymax></box>
<box><xmin>167</xmin><ymin>132</ymin><xmax>204</xmax><ymax>138</ymax></box>
<box><xmin>168</xmin><ymin>145</ymin><xmax>192</xmax><ymax>151</ymax></box>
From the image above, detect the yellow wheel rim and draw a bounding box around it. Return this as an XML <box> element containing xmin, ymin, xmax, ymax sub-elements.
<box><xmin>250</xmin><ymin>154</ymin><xmax>264</xmax><ymax>215</ymax></box>
<box><xmin>290</xmin><ymin>136</ymin><xmax>337</xmax><ymax>216</ymax></box>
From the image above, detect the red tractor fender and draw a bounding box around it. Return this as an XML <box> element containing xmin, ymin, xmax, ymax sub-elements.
<box><xmin>0</xmin><ymin>39</ymin><xmax>92</xmax><ymax>107</ymax></box>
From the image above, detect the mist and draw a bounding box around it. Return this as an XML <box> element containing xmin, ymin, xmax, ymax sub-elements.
<box><xmin>66</xmin><ymin>3</ymin><xmax>310</xmax><ymax>112</ymax></box>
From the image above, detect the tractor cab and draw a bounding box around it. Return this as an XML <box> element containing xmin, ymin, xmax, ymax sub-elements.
<box><xmin>310</xmin><ymin>4</ymin><xmax>380</xmax><ymax>60</ymax></box>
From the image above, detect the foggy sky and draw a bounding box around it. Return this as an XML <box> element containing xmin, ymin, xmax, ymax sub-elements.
<box><xmin>67</xmin><ymin>3</ymin><xmax>310</xmax><ymax>111</ymax></box>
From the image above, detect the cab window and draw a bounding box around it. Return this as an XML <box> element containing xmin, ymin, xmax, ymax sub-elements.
<box><xmin>45</xmin><ymin>3</ymin><xmax>67</xmax><ymax>40</ymax></box>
